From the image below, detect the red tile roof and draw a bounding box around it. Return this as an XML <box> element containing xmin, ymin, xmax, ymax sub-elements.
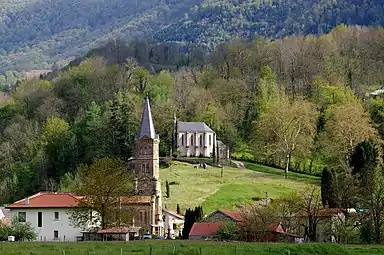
<box><xmin>6</xmin><ymin>192</ymin><xmax>80</xmax><ymax>209</ymax></box>
<box><xmin>189</xmin><ymin>222</ymin><xmax>223</xmax><ymax>237</ymax></box>
<box><xmin>221</xmin><ymin>210</ymin><xmax>243</xmax><ymax>222</ymax></box>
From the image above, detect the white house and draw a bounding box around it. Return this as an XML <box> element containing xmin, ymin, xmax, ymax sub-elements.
<box><xmin>6</xmin><ymin>192</ymin><xmax>84</xmax><ymax>241</ymax></box>
<box><xmin>162</xmin><ymin>209</ymin><xmax>184</xmax><ymax>239</ymax></box>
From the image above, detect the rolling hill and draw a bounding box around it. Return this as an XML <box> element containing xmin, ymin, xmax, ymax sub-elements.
<box><xmin>160</xmin><ymin>161</ymin><xmax>318</xmax><ymax>214</ymax></box>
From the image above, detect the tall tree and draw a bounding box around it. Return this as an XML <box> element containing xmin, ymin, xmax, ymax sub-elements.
<box><xmin>68</xmin><ymin>157</ymin><xmax>133</xmax><ymax>229</ymax></box>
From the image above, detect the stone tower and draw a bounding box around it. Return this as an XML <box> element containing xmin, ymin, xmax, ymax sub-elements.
<box><xmin>133</xmin><ymin>97</ymin><xmax>163</xmax><ymax>235</ymax></box>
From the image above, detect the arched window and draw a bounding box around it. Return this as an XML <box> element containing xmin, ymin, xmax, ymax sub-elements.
<box><xmin>200</xmin><ymin>136</ymin><xmax>203</xmax><ymax>147</ymax></box>
<box><xmin>190</xmin><ymin>135</ymin><xmax>194</xmax><ymax>146</ymax></box>
<box><xmin>146</xmin><ymin>164</ymin><xmax>150</xmax><ymax>174</ymax></box>
<box><xmin>141</xmin><ymin>164</ymin><xmax>146</xmax><ymax>174</ymax></box>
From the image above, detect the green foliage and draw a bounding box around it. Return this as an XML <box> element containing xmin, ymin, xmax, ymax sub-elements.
<box><xmin>182</xmin><ymin>206</ymin><xmax>203</xmax><ymax>239</ymax></box>
<box><xmin>321</xmin><ymin>167</ymin><xmax>336</xmax><ymax>208</ymax></box>
<box><xmin>0</xmin><ymin>220</ymin><xmax>36</xmax><ymax>242</ymax></box>
<box><xmin>217</xmin><ymin>221</ymin><xmax>238</xmax><ymax>240</ymax></box>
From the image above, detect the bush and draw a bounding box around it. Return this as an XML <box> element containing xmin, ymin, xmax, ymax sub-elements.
<box><xmin>217</xmin><ymin>221</ymin><xmax>238</xmax><ymax>240</ymax></box>
<box><xmin>0</xmin><ymin>219</ymin><xmax>36</xmax><ymax>241</ymax></box>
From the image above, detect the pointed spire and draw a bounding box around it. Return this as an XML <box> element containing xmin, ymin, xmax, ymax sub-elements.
<box><xmin>136</xmin><ymin>96</ymin><xmax>156</xmax><ymax>140</ymax></box>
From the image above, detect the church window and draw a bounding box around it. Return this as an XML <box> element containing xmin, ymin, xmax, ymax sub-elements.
<box><xmin>200</xmin><ymin>136</ymin><xmax>202</xmax><ymax>147</ymax></box>
<box><xmin>144</xmin><ymin>211</ymin><xmax>148</xmax><ymax>224</ymax></box>
<box><xmin>139</xmin><ymin>211</ymin><xmax>144</xmax><ymax>222</ymax></box>
<box><xmin>190</xmin><ymin>135</ymin><xmax>194</xmax><ymax>146</ymax></box>
<box><xmin>141</xmin><ymin>164</ymin><xmax>146</xmax><ymax>174</ymax></box>
<box><xmin>209</xmin><ymin>135</ymin><xmax>212</xmax><ymax>145</ymax></box>
<box><xmin>146</xmin><ymin>164</ymin><xmax>150</xmax><ymax>174</ymax></box>
<box><xmin>181</xmin><ymin>134</ymin><xmax>184</xmax><ymax>146</ymax></box>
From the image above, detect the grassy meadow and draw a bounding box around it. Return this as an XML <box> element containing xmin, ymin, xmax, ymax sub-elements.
<box><xmin>1</xmin><ymin>241</ymin><xmax>384</xmax><ymax>255</ymax></box>
<box><xmin>160</xmin><ymin>162</ymin><xmax>319</xmax><ymax>214</ymax></box>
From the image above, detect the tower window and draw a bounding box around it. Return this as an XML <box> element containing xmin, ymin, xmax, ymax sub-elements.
<box><xmin>146</xmin><ymin>164</ymin><xmax>150</xmax><ymax>174</ymax></box>
<box><xmin>141</xmin><ymin>164</ymin><xmax>146</xmax><ymax>174</ymax></box>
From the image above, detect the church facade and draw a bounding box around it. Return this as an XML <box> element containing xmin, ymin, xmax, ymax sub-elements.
<box><xmin>126</xmin><ymin>97</ymin><xmax>164</xmax><ymax>236</ymax></box>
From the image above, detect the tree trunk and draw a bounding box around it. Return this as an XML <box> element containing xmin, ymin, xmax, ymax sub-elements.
<box><xmin>285</xmin><ymin>154</ymin><xmax>291</xmax><ymax>179</ymax></box>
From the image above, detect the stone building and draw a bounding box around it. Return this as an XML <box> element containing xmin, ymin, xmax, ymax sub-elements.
<box><xmin>127</xmin><ymin>97</ymin><xmax>164</xmax><ymax>236</ymax></box>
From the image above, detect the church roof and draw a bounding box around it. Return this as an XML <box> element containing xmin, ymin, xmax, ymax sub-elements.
<box><xmin>177</xmin><ymin>122</ymin><xmax>214</xmax><ymax>133</ymax></box>
<box><xmin>136</xmin><ymin>97</ymin><xmax>157</xmax><ymax>140</ymax></box>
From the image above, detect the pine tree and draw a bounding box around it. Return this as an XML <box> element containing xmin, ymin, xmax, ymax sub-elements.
<box><xmin>176</xmin><ymin>204</ymin><xmax>181</xmax><ymax>215</ymax></box>
<box><xmin>166</xmin><ymin>180</ymin><xmax>170</xmax><ymax>198</ymax></box>
<box><xmin>321</xmin><ymin>167</ymin><xmax>333</xmax><ymax>207</ymax></box>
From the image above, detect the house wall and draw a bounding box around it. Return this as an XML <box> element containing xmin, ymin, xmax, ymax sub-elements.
<box><xmin>176</xmin><ymin>132</ymin><xmax>215</xmax><ymax>157</ymax></box>
<box><xmin>163</xmin><ymin>212</ymin><xmax>184</xmax><ymax>239</ymax></box>
<box><xmin>9</xmin><ymin>208</ymin><xmax>83</xmax><ymax>241</ymax></box>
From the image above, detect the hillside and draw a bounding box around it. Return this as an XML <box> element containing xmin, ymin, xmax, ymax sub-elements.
<box><xmin>160</xmin><ymin>162</ymin><xmax>317</xmax><ymax>214</ymax></box>
<box><xmin>1</xmin><ymin>0</ymin><xmax>384</xmax><ymax>89</ymax></box>
<box><xmin>154</xmin><ymin>0</ymin><xmax>384</xmax><ymax>46</ymax></box>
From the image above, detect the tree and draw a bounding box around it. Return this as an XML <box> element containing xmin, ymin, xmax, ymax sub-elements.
<box><xmin>253</xmin><ymin>93</ymin><xmax>318</xmax><ymax>178</ymax></box>
<box><xmin>182</xmin><ymin>206</ymin><xmax>203</xmax><ymax>239</ymax></box>
<box><xmin>176</xmin><ymin>204</ymin><xmax>181</xmax><ymax>215</ymax></box>
<box><xmin>68</xmin><ymin>157</ymin><xmax>133</xmax><ymax>229</ymax></box>
<box><xmin>165</xmin><ymin>180</ymin><xmax>170</xmax><ymax>198</ymax></box>
<box><xmin>350</xmin><ymin>139</ymin><xmax>379</xmax><ymax>187</ymax></box>
<box><xmin>321</xmin><ymin>167</ymin><xmax>336</xmax><ymax>208</ymax></box>
<box><xmin>217</xmin><ymin>221</ymin><xmax>238</xmax><ymax>240</ymax></box>
<box><xmin>321</xmin><ymin>102</ymin><xmax>377</xmax><ymax>168</ymax></box>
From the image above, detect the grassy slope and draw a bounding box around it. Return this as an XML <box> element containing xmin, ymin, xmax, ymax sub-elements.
<box><xmin>1</xmin><ymin>241</ymin><xmax>384</xmax><ymax>255</ymax></box>
<box><xmin>160</xmin><ymin>162</ymin><xmax>318</xmax><ymax>214</ymax></box>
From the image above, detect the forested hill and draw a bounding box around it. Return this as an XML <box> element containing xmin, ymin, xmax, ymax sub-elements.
<box><xmin>154</xmin><ymin>0</ymin><xmax>384</xmax><ymax>46</ymax></box>
<box><xmin>1</xmin><ymin>0</ymin><xmax>384</xmax><ymax>90</ymax></box>
<box><xmin>0</xmin><ymin>0</ymin><xmax>201</xmax><ymax>88</ymax></box>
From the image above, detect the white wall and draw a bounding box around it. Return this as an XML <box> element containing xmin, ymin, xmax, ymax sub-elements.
<box><xmin>163</xmin><ymin>213</ymin><xmax>184</xmax><ymax>239</ymax></box>
<box><xmin>10</xmin><ymin>208</ymin><xmax>83</xmax><ymax>242</ymax></box>
<box><xmin>177</xmin><ymin>132</ymin><xmax>215</xmax><ymax>157</ymax></box>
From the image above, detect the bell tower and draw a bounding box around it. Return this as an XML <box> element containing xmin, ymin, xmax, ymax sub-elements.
<box><xmin>133</xmin><ymin>97</ymin><xmax>163</xmax><ymax>235</ymax></box>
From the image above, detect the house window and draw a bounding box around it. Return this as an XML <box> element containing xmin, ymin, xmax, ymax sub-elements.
<box><xmin>200</xmin><ymin>136</ymin><xmax>202</xmax><ymax>146</ymax></box>
<box><xmin>37</xmin><ymin>212</ymin><xmax>42</xmax><ymax>227</ymax></box>
<box><xmin>18</xmin><ymin>212</ymin><xmax>26</xmax><ymax>222</ymax></box>
<box><xmin>181</xmin><ymin>134</ymin><xmax>184</xmax><ymax>146</ymax></box>
<box><xmin>146</xmin><ymin>164</ymin><xmax>150</xmax><ymax>174</ymax></box>
<box><xmin>53</xmin><ymin>230</ymin><xmax>59</xmax><ymax>240</ymax></box>
<box><xmin>209</xmin><ymin>135</ymin><xmax>212</xmax><ymax>146</ymax></box>
<box><xmin>54</xmin><ymin>212</ymin><xmax>59</xmax><ymax>221</ymax></box>
<box><xmin>173</xmin><ymin>223</ymin><xmax>177</xmax><ymax>229</ymax></box>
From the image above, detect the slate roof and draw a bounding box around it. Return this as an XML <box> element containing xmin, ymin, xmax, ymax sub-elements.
<box><xmin>216</xmin><ymin>140</ymin><xmax>226</xmax><ymax>147</ymax></box>
<box><xmin>136</xmin><ymin>97</ymin><xmax>157</xmax><ymax>140</ymax></box>
<box><xmin>6</xmin><ymin>192</ymin><xmax>80</xmax><ymax>209</ymax></box>
<box><xmin>177</xmin><ymin>122</ymin><xmax>214</xmax><ymax>133</ymax></box>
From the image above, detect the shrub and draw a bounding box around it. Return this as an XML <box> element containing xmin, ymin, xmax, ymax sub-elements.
<box><xmin>217</xmin><ymin>221</ymin><xmax>238</xmax><ymax>240</ymax></box>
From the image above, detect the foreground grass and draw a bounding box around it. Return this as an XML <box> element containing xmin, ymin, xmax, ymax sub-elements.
<box><xmin>1</xmin><ymin>241</ymin><xmax>384</xmax><ymax>255</ymax></box>
<box><xmin>160</xmin><ymin>162</ymin><xmax>316</xmax><ymax>214</ymax></box>
<box><xmin>243</xmin><ymin>162</ymin><xmax>320</xmax><ymax>182</ymax></box>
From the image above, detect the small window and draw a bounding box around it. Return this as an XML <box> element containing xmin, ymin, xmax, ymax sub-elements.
<box><xmin>38</xmin><ymin>212</ymin><xmax>42</xmax><ymax>227</ymax></box>
<box><xmin>139</xmin><ymin>211</ymin><xmax>144</xmax><ymax>222</ymax></box>
<box><xmin>200</xmin><ymin>136</ymin><xmax>202</xmax><ymax>146</ymax></box>
<box><xmin>146</xmin><ymin>164</ymin><xmax>150</xmax><ymax>174</ymax></box>
<box><xmin>173</xmin><ymin>223</ymin><xmax>177</xmax><ymax>229</ymax></box>
<box><xmin>54</xmin><ymin>230</ymin><xmax>59</xmax><ymax>240</ymax></box>
<box><xmin>209</xmin><ymin>135</ymin><xmax>212</xmax><ymax>146</ymax></box>
<box><xmin>141</xmin><ymin>164</ymin><xmax>146</xmax><ymax>174</ymax></box>
<box><xmin>190</xmin><ymin>135</ymin><xmax>194</xmax><ymax>146</ymax></box>
<box><xmin>18</xmin><ymin>212</ymin><xmax>26</xmax><ymax>222</ymax></box>
<box><xmin>181</xmin><ymin>134</ymin><xmax>184</xmax><ymax>146</ymax></box>
<box><xmin>54</xmin><ymin>212</ymin><xmax>59</xmax><ymax>221</ymax></box>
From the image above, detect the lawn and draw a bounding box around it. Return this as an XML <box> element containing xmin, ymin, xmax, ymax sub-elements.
<box><xmin>160</xmin><ymin>162</ymin><xmax>318</xmax><ymax>214</ymax></box>
<box><xmin>1</xmin><ymin>241</ymin><xmax>384</xmax><ymax>255</ymax></box>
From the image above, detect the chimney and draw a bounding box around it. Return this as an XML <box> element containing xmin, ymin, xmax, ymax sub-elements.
<box><xmin>25</xmin><ymin>197</ymin><xmax>30</xmax><ymax>206</ymax></box>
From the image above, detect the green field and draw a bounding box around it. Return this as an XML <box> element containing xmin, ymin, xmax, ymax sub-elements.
<box><xmin>160</xmin><ymin>162</ymin><xmax>318</xmax><ymax>214</ymax></box>
<box><xmin>1</xmin><ymin>241</ymin><xmax>384</xmax><ymax>255</ymax></box>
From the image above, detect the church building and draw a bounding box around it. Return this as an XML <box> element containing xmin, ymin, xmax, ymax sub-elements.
<box><xmin>126</xmin><ymin>97</ymin><xmax>164</xmax><ymax>236</ymax></box>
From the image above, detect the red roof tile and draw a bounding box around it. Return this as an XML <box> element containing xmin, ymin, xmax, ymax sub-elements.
<box><xmin>221</xmin><ymin>210</ymin><xmax>243</xmax><ymax>221</ymax></box>
<box><xmin>6</xmin><ymin>192</ymin><xmax>80</xmax><ymax>208</ymax></box>
<box><xmin>189</xmin><ymin>222</ymin><xmax>222</xmax><ymax>237</ymax></box>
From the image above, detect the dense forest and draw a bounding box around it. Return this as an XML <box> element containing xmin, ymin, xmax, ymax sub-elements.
<box><xmin>1</xmin><ymin>0</ymin><xmax>384</xmax><ymax>90</ymax></box>
<box><xmin>0</xmin><ymin>25</ymin><xmax>384</xmax><ymax>207</ymax></box>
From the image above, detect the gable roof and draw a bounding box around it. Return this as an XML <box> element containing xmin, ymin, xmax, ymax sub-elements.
<box><xmin>163</xmin><ymin>209</ymin><xmax>184</xmax><ymax>220</ymax></box>
<box><xmin>189</xmin><ymin>222</ymin><xmax>222</xmax><ymax>237</ymax></box>
<box><xmin>6</xmin><ymin>192</ymin><xmax>80</xmax><ymax>209</ymax></box>
<box><xmin>216</xmin><ymin>140</ymin><xmax>226</xmax><ymax>147</ymax></box>
<box><xmin>208</xmin><ymin>210</ymin><xmax>243</xmax><ymax>222</ymax></box>
<box><xmin>136</xmin><ymin>97</ymin><xmax>157</xmax><ymax>140</ymax></box>
<box><xmin>267</xmin><ymin>222</ymin><xmax>285</xmax><ymax>233</ymax></box>
<box><xmin>177</xmin><ymin>122</ymin><xmax>214</xmax><ymax>133</ymax></box>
